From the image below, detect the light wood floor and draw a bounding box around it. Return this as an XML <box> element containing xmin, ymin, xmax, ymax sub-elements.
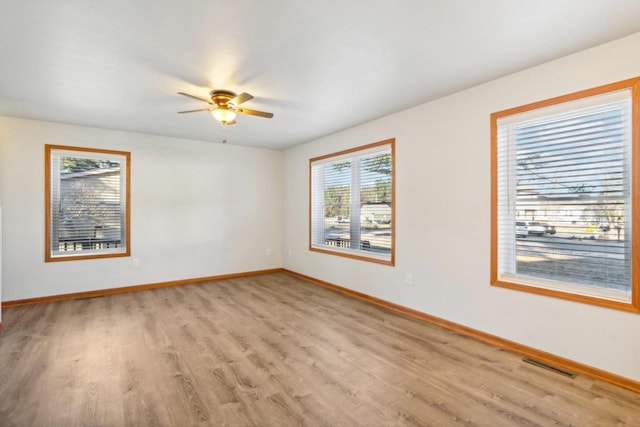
<box><xmin>0</xmin><ymin>273</ymin><xmax>638</xmax><ymax>426</ymax></box>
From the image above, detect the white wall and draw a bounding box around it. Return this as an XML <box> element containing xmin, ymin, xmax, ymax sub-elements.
<box><xmin>0</xmin><ymin>118</ymin><xmax>283</xmax><ymax>301</ymax></box>
<box><xmin>0</xmin><ymin>118</ymin><xmax>3</xmax><ymax>322</ymax></box>
<box><xmin>1</xmin><ymin>32</ymin><xmax>639</xmax><ymax>384</ymax></box>
<box><xmin>282</xmin><ymin>32</ymin><xmax>640</xmax><ymax>381</ymax></box>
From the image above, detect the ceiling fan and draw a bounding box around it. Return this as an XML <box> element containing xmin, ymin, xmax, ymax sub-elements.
<box><xmin>177</xmin><ymin>90</ymin><xmax>274</xmax><ymax>125</ymax></box>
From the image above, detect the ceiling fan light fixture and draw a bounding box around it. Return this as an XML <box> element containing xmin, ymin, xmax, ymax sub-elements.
<box><xmin>211</xmin><ymin>107</ymin><xmax>236</xmax><ymax>124</ymax></box>
<box><xmin>178</xmin><ymin>89</ymin><xmax>272</xmax><ymax>124</ymax></box>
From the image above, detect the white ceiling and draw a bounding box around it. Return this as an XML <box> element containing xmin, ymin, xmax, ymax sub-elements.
<box><xmin>2</xmin><ymin>1</ymin><xmax>640</xmax><ymax>150</ymax></box>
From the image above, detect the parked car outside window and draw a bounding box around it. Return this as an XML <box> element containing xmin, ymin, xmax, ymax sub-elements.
<box><xmin>525</xmin><ymin>221</ymin><xmax>545</xmax><ymax>236</ymax></box>
<box><xmin>516</xmin><ymin>222</ymin><xmax>528</xmax><ymax>238</ymax></box>
<box><xmin>541</xmin><ymin>223</ymin><xmax>556</xmax><ymax>235</ymax></box>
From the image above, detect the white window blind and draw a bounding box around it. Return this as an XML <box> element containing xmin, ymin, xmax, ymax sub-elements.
<box><xmin>496</xmin><ymin>89</ymin><xmax>633</xmax><ymax>302</ymax></box>
<box><xmin>47</xmin><ymin>146</ymin><xmax>129</xmax><ymax>260</ymax></box>
<box><xmin>310</xmin><ymin>140</ymin><xmax>394</xmax><ymax>264</ymax></box>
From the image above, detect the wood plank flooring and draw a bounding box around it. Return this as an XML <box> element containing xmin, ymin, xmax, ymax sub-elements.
<box><xmin>0</xmin><ymin>272</ymin><xmax>638</xmax><ymax>426</ymax></box>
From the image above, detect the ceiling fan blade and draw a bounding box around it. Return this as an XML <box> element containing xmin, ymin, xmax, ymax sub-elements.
<box><xmin>237</xmin><ymin>107</ymin><xmax>274</xmax><ymax>118</ymax></box>
<box><xmin>177</xmin><ymin>92</ymin><xmax>213</xmax><ymax>104</ymax></box>
<box><xmin>228</xmin><ymin>92</ymin><xmax>253</xmax><ymax>107</ymax></box>
<box><xmin>177</xmin><ymin>108</ymin><xmax>213</xmax><ymax>114</ymax></box>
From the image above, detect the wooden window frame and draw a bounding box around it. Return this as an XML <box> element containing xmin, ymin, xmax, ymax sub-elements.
<box><xmin>491</xmin><ymin>77</ymin><xmax>640</xmax><ymax>312</ymax></box>
<box><xmin>45</xmin><ymin>145</ymin><xmax>131</xmax><ymax>262</ymax></box>
<box><xmin>309</xmin><ymin>139</ymin><xmax>396</xmax><ymax>266</ymax></box>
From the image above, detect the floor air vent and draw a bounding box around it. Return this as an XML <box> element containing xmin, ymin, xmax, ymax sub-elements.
<box><xmin>522</xmin><ymin>357</ymin><xmax>576</xmax><ymax>378</ymax></box>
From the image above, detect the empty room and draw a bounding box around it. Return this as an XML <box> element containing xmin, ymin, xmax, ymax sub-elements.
<box><xmin>1</xmin><ymin>1</ymin><xmax>640</xmax><ymax>425</ymax></box>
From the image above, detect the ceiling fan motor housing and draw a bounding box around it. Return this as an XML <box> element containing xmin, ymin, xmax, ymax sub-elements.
<box><xmin>210</xmin><ymin>90</ymin><xmax>236</xmax><ymax>106</ymax></box>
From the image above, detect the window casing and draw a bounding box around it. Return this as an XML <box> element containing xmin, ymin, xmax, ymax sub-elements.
<box><xmin>491</xmin><ymin>78</ymin><xmax>640</xmax><ymax>312</ymax></box>
<box><xmin>310</xmin><ymin>139</ymin><xmax>395</xmax><ymax>265</ymax></box>
<box><xmin>45</xmin><ymin>145</ymin><xmax>130</xmax><ymax>262</ymax></box>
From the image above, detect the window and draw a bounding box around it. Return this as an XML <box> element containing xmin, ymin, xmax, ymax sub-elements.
<box><xmin>45</xmin><ymin>145</ymin><xmax>130</xmax><ymax>262</ymax></box>
<box><xmin>491</xmin><ymin>78</ymin><xmax>640</xmax><ymax>312</ymax></box>
<box><xmin>310</xmin><ymin>139</ymin><xmax>395</xmax><ymax>265</ymax></box>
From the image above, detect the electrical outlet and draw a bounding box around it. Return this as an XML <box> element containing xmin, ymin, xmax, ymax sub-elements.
<box><xmin>286</xmin><ymin>249</ymin><xmax>292</xmax><ymax>257</ymax></box>
<box><xmin>132</xmin><ymin>258</ymin><xmax>140</xmax><ymax>268</ymax></box>
<box><xmin>405</xmin><ymin>273</ymin><xmax>413</xmax><ymax>285</ymax></box>
<box><xmin>266</xmin><ymin>248</ymin><xmax>273</xmax><ymax>256</ymax></box>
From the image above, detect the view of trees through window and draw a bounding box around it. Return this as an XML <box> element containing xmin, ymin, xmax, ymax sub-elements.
<box><xmin>322</xmin><ymin>153</ymin><xmax>392</xmax><ymax>253</ymax></box>
<box><xmin>494</xmin><ymin>83</ymin><xmax>636</xmax><ymax>306</ymax></box>
<box><xmin>513</xmin><ymin>105</ymin><xmax>630</xmax><ymax>291</ymax></box>
<box><xmin>310</xmin><ymin>140</ymin><xmax>394</xmax><ymax>264</ymax></box>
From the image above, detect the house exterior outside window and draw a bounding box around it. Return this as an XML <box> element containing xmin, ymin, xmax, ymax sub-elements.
<box><xmin>46</xmin><ymin>145</ymin><xmax>130</xmax><ymax>262</ymax></box>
